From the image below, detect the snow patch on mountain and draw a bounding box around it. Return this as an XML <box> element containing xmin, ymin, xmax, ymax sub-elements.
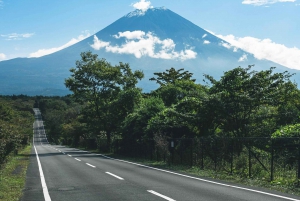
<box><xmin>219</xmin><ymin>41</ymin><xmax>239</xmax><ymax>52</ymax></box>
<box><xmin>125</xmin><ymin>7</ymin><xmax>167</xmax><ymax>17</ymax></box>
<box><xmin>91</xmin><ymin>31</ymin><xmax>197</xmax><ymax>61</ymax></box>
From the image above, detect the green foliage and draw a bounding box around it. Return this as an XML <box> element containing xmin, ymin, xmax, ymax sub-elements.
<box><xmin>122</xmin><ymin>96</ymin><xmax>166</xmax><ymax>141</ymax></box>
<box><xmin>150</xmin><ymin>67</ymin><xmax>195</xmax><ymax>86</ymax></box>
<box><xmin>65</xmin><ymin>51</ymin><xmax>144</xmax><ymax>149</ymax></box>
<box><xmin>36</xmin><ymin>96</ymin><xmax>82</xmax><ymax>144</ymax></box>
<box><xmin>0</xmin><ymin>96</ymin><xmax>34</xmax><ymax>165</ymax></box>
<box><xmin>153</xmin><ymin>79</ymin><xmax>206</xmax><ymax>107</ymax></box>
<box><xmin>204</xmin><ymin>65</ymin><xmax>297</xmax><ymax>137</ymax></box>
<box><xmin>272</xmin><ymin>124</ymin><xmax>300</xmax><ymax>138</ymax></box>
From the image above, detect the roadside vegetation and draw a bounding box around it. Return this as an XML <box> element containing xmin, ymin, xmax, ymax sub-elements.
<box><xmin>28</xmin><ymin>51</ymin><xmax>300</xmax><ymax>194</ymax></box>
<box><xmin>0</xmin><ymin>95</ymin><xmax>34</xmax><ymax>200</ymax></box>
<box><xmin>0</xmin><ymin>145</ymin><xmax>31</xmax><ymax>201</ymax></box>
<box><xmin>0</xmin><ymin>95</ymin><xmax>34</xmax><ymax>165</ymax></box>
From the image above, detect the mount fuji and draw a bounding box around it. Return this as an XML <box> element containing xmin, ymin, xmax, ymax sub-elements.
<box><xmin>0</xmin><ymin>7</ymin><xmax>299</xmax><ymax>95</ymax></box>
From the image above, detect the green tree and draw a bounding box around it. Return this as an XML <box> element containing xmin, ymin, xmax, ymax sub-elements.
<box><xmin>122</xmin><ymin>96</ymin><xmax>166</xmax><ymax>140</ymax></box>
<box><xmin>65</xmin><ymin>52</ymin><xmax>144</xmax><ymax>149</ymax></box>
<box><xmin>204</xmin><ymin>65</ymin><xmax>295</xmax><ymax>137</ymax></box>
<box><xmin>150</xmin><ymin>67</ymin><xmax>195</xmax><ymax>86</ymax></box>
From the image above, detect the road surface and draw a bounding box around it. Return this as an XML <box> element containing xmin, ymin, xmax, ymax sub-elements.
<box><xmin>21</xmin><ymin>108</ymin><xmax>300</xmax><ymax>201</ymax></box>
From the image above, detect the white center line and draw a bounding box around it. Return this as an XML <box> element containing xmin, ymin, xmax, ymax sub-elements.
<box><xmin>105</xmin><ymin>172</ymin><xmax>124</xmax><ymax>180</ymax></box>
<box><xmin>67</xmin><ymin>154</ymin><xmax>72</xmax><ymax>157</ymax></box>
<box><xmin>147</xmin><ymin>190</ymin><xmax>176</xmax><ymax>201</ymax></box>
<box><xmin>86</xmin><ymin>163</ymin><xmax>96</xmax><ymax>168</ymax></box>
<box><xmin>75</xmin><ymin>158</ymin><xmax>81</xmax><ymax>161</ymax></box>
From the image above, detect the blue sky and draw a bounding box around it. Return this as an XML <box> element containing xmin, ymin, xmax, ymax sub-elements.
<box><xmin>0</xmin><ymin>0</ymin><xmax>299</xmax><ymax>70</ymax></box>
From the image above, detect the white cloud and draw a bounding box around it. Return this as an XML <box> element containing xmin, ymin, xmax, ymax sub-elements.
<box><xmin>29</xmin><ymin>31</ymin><xmax>90</xmax><ymax>58</ymax></box>
<box><xmin>202</xmin><ymin>34</ymin><xmax>207</xmax><ymax>38</ymax></box>
<box><xmin>0</xmin><ymin>53</ymin><xmax>6</xmax><ymax>61</ymax></box>
<box><xmin>90</xmin><ymin>35</ymin><xmax>110</xmax><ymax>50</ymax></box>
<box><xmin>216</xmin><ymin>33</ymin><xmax>300</xmax><ymax>70</ymax></box>
<box><xmin>91</xmin><ymin>31</ymin><xmax>197</xmax><ymax>61</ymax></box>
<box><xmin>1</xmin><ymin>33</ymin><xmax>34</xmax><ymax>40</ymax></box>
<box><xmin>238</xmin><ymin>54</ymin><xmax>248</xmax><ymax>62</ymax></box>
<box><xmin>203</xmin><ymin>40</ymin><xmax>210</xmax><ymax>44</ymax></box>
<box><xmin>131</xmin><ymin>0</ymin><xmax>153</xmax><ymax>12</ymax></box>
<box><xmin>242</xmin><ymin>0</ymin><xmax>296</xmax><ymax>6</ymax></box>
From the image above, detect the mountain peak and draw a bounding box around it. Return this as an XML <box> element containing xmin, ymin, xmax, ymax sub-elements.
<box><xmin>124</xmin><ymin>7</ymin><xmax>168</xmax><ymax>18</ymax></box>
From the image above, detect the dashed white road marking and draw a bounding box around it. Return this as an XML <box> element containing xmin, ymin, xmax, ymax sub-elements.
<box><xmin>105</xmin><ymin>172</ymin><xmax>124</xmax><ymax>180</ymax></box>
<box><xmin>75</xmin><ymin>158</ymin><xmax>81</xmax><ymax>162</ymax></box>
<box><xmin>67</xmin><ymin>154</ymin><xmax>72</xmax><ymax>157</ymax></box>
<box><xmin>97</xmin><ymin>154</ymin><xmax>300</xmax><ymax>201</ymax></box>
<box><xmin>86</xmin><ymin>163</ymin><xmax>96</xmax><ymax>168</ymax></box>
<box><xmin>147</xmin><ymin>190</ymin><xmax>176</xmax><ymax>201</ymax></box>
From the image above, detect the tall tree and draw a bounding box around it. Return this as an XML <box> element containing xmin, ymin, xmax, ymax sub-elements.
<box><xmin>150</xmin><ymin>67</ymin><xmax>195</xmax><ymax>86</ymax></box>
<box><xmin>204</xmin><ymin>65</ymin><xmax>295</xmax><ymax>137</ymax></box>
<box><xmin>65</xmin><ymin>51</ymin><xmax>144</xmax><ymax>149</ymax></box>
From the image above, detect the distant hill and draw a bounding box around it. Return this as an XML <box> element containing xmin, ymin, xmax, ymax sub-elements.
<box><xmin>0</xmin><ymin>7</ymin><xmax>299</xmax><ymax>95</ymax></box>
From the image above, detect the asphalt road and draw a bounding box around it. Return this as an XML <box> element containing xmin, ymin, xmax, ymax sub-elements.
<box><xmin>21</xmin><ymin>108</ymin><xmax>300</xmax><ymax>201</ymax></box>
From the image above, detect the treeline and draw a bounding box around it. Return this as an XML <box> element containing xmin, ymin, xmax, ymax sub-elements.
<box><xmin>39</xmin><ymin>51</ymin><xmax>300</xmax><ymax>153</ymax></box>
<box><xmin>0</xmin><ymin>95</ymin><xmax>34</xmax><ymax>165</ymax></box>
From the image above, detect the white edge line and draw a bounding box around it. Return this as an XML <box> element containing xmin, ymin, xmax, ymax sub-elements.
<box><xmin>105</xmin><ymin>172</ymin><xmax>124</xmax><ymax>180</ymax></box>
<box><xmin>147</xmin><ymin>190</ymin><xmax>176</xmax><ymax>201</ymax></box>
<box><xmin>75</xmin><ymin>158</ymin><xmax>81</xmax><ymax>161</ymax></box>
<box><xmin>86</xmin><ymin>163</ymin><xmax>96</xmax><ymax>168</ymax></box>
<box><xmin>97</xmin><ymin>154</ymin><xmax>300</xmax><ymax>201</ymax></box>
<box><xmin>34</xmin><ymin>145</ymin><xmax>51</xmax><ymax>201</ymax></box>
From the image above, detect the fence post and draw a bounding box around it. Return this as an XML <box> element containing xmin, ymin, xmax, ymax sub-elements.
<box><xmin>191</xmin><ymin>139</ymin><xmax>193</xmax><ymax>167</ymax></box>
<box><xmin>298</xmin><ymin>141</ymin><xmax>300</xmax><ymax>186</ymax></box>
<box><xmin>230</xmin><ymin>138</ymin><xmax>234</xmax><ymax>175</ymax></box>
<box><xmin>270</xmin><ymin>138</ymin><xmax>274</xmax><ymax>181</ymax></box>
<box><xmin>248</xmin><ymin>141</ymin><xmax>252</xmax><ymax>178</ymax></box>
<box><xmin>201</xmin><ymin>138</ymin><xmax>204</xmax><ymax>170</ymax></box>
<box><xmin>150</xmin><ymin>140</ymin><xmax>153</xmax><ymax>160</ymax></box>
<box><xmin>170</xmin><ymin>139</ymin><xmax>174</xmax><ymax>165</ymax></box>
<box><xmin>214</xmin><ymin>138</ymin><xmax>217</xmax><ymax>171</ymax></box>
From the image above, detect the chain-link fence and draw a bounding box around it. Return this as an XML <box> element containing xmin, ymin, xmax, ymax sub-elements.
<box><xmin>99</xmin><ymin>137</ymin><xmax>300</xmax><ymax>182</ymax></box>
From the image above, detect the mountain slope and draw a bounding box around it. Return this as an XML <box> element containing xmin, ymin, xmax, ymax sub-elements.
<box><xmin>0</xmin><ymin>7</ymin><xmax>299</xmax><ymax>95</ymax></box>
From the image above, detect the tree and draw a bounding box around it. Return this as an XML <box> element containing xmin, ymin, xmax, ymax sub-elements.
<box><xmin>153</xmin><ymin>79</ymin><xmax>206</xmax><ymax>107</ymax></box>
<box><xmin>65</xmin><ymin>51</ymin><xmax>144</xmax><ymax>149</ymax></box>
<box><xmin>149</xmin><ymin>67</ymin><xmax>195</xmax><ymax>86</ymax></box>
<box><xmin>122</xmin><ymin>96</ymin><xmax>166</xmax><ymax>140</ymax></box>
<box><xmin>204</xmin><ymin>65</ymin><xmax>295</xmax><ymax>137</ymax></box>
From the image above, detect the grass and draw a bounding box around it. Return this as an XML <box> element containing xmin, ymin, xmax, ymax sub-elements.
<box><xmin>0</xmin><ymin>145</ymin><xmax>31</xmax><ymax>201</ymax></box>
